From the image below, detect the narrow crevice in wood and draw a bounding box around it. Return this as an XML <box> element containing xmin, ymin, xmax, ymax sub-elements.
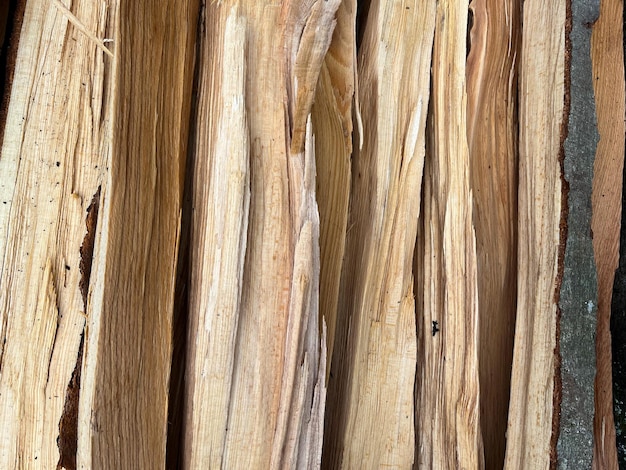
<box><xmin>614</xmin><ymin>207</ymin><xmax>626</xmax><ymax>450</ymax></box>
<box><xmin>78</xmin><ymin>188</ymin><xmax>101</xmax><ymax>304</ymax></box>
<box><xmin>611</xmin><ymin>8</ymin><xmax>626</xmax><ymax>466</ymax></box>
<box><xmin>612</xmin><ymin>186</ymin><xmax>626</xmax><ymax>466</ymax></box>
<box><xmin>355</xmin><ymin>0</ymin><xmax>371</xmax><ymax>51</ymax></box>
<box><xmin>56</xmin><ymin>335</ymin><xmax>83</xmax><ymax>470</ymax></box>
<box><xmin>0</xmin><ymin>0</ymin><xmax>24</xmax><ymax>148</ymax></box>
<box><xmin>165</xmin><ymin>157</ymin><xmax>192</xmax><ymax>470</ymax></box>
<box><xmin>56</xmin><ymin>187</ymin><xmax>101</xmax><ymax>470</ymax></box>
<box><xmin>166</xmin><ymin>234</ymin><xmax>190</xmax><ymax>470</ymax></box>
<box><xmin>412</xmin><ymin>96</ymin><xmax>429</xmax><ymax>466</ymax></box>
<box><xmin>0</xmin><ymin>0</ymin><xmax>9</xmax><ymax>55</ymax></box>
<box><xmin>466</xmin><ymin>6</ymin><xmax>474</xmax><ymax>58</ymax></box>
<box><xmin>165</xmin><ymin>7</ymin><xmax>205</xmax><ymax>469</ymax></box>
<box><xmin>0</xmin><ymin>0</ymin><xmax>18</xmax><ymax>87</ymax></box>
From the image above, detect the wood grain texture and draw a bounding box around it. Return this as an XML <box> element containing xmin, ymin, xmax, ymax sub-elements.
<box><xmin>183</xmin><ymin>9</ymin><xmax>249</xmax><ymax>468</ymax></box>
<box><xmin>76</xmin><ymin>0</ymin><xmax>199</xmax><ymax>467</ymax></box>
<box><xmin>0</xmin><ymin>0</ymin><xmax>618</xmax><ymax>467</ymax></box>
<box><xmin>466</xmin><ymin>0</ymin><xmax>520</xmax><ymax>466</ymax></box>
<box><xmin>591</xmin><ymin>0</ymin><xmax>624</xmax><ymax>467</ymax></box>
<box><xmin>311</xmin><ymin>0</ymin><xmax>355</xmax><ymax>380</ymax></box>
<box><xmin>183</xmin><ymin>1</ymin><xmax>338</xmax><ymax>467</ymax></box>
<box><xmin>0</xmin><ymin>0</ymin><xmax>112</xmax><ymax>467</ymax></box>
<box><xmin>415</xmin><ymin>0</ymin><xmax>483</xmax><ymax>467</ymax></box>
<box><xmin>323</xmin><ymin>1</ymin><xmax>435</xmax><ymax>467</ymax></box>
<box><xmin>504</xmin><ymin>0</ymin><xmax>565</xmax><ymax>467</ymax></box>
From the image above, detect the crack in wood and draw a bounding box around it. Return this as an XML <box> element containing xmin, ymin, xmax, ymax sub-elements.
<box><xmin>56</xmin><ymin>186</ymin><xmax>101</xmax><ymax>470</ymax></box>
<box><xmin>0</xmin><ymin>0</ymin><xmax>25</xmax><ymax>148</ymax></box>
<box><xmin>78</xmin><ymin>187</ymin><xmax>100</xmax><ymax>307</ymax></box>
<box><xmin>56</xmin><ymin>335</ymin><xmax>83</xmax><ymax>470</ymax></box>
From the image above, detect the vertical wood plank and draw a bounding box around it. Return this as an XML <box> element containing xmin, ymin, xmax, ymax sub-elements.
<box><xmin>504</xmin><ymin>0</ymin><xmax>565</xmax><ymax>467</ymax></box>
<box><xmin>76</xmin><ymin>0</ymin><xmax>199</xmax><ymax>467</ymax></box>
<box><xmin>591</xmin><ymin>0</ymin><xmax>624</xmax><ymax>467</ymax></box>
<box><xmin>0</xmin><ymin>0</ymin><xmax>112</xmax><ymax>467</ymax></box>
<box><xmin>324</xmin><ymin>1</ymin><xmax>436</xmax><ymax>467</ymax></box>
<box><xmin>466</xmin><ymin>0</ymin><xmax>521</xmax><ymax>465</ymax></box>
<box><xmin>416</xmin><ymin>0</ymin><xmax>483</xmax><ymax>467</ymax></box>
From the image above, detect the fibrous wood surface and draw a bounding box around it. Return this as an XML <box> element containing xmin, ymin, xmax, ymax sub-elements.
<box><xmin>504</xmin><ymin>0</ymin><xmax>565</xmax><ymax>468</ymax></box>
<box><xmin>415</xmin><ymin>0</ymin><xmax>482</xmax><ymax>467</ymax></box>
<box><xmin>466</xmin><ymin>0</ymin><xmax>520</xmax><ymax>466</ymax></box>
<box><xmin>183</xmin><ymin>9</ymin><xmax>249</xmax><ymax>468</ymax></box>
<box><xmin>312</xmin><ymin>0</ymin><xmax>356</xmax><ymax>378</ymax></box>
<box><xmin>0</xmin><ymin>1</ymin><xmax>112</xmax><ymax>467</ymax></box>
<box><xmin>591</xmin><ymin>0</ymin><xmax>624</xmax><ymax>467</ymax></box>
<box><xmin>76</xmin><ymin>0</ymin><xmax>199</xmax><ymax>467</ymax></box>
<box><xmin>184</xmin><ymin>1</ymin><xmax>338</xmax><ymax>467</ymax></box>
<box><xmin>323</xmin><ymin>0</ymin><xmax>435</xmax><ymax>467</ymax></box>
<box><xmin>0</xmin><ymin>0</ymin><xmax>624</xmax><ymax>468</ymax></box>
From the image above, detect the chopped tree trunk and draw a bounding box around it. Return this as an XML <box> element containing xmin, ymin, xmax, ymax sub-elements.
<box><xmin>504</xmin><ymin>0</ymin><xmax>565</xmax><ymax>467</ymax></box>
<box><xmin>415</xmin><ymin>0</ymin><xmax>483</xmax><ymax>467</ymax></box>
<box><xmin>323</xmin><ymin>1</ymin><xmax>436</xmax><ymax>468</ymax></box>
<box><xmin>183</xmin><ymin>1</ymin><xmax>339</xmax><ymax>467</ymax></box>
<box><xmin>76</xmin><ymin>0</ymin><xmax>199</xmax><ymax>468</ymax></box>
<box><xmin>591</xmin><ymin>0</ymin><xmax>624</xmax><ymax>467</ymax></box>
<box><xmin>0</xmin><ymin>1</ymin><xmax>112</xmax><ymax>467</ymax></box>
<box><xmin>0</xmin><ymin>0</ymin><xmax>624</xmax><ymax>468</ymax></box>
<box><xmin>466</xmin><ymin>0</ymin><xmax>520</xmax><ymax>466</ymax></box>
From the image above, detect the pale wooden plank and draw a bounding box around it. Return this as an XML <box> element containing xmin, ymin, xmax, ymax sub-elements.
<box><xmin>324</xmin><ymin>0</ymin><xmax>436</xmax><ymax>467</ymax></box>
<box><xmin>504</xmin><ymin>0</ymin><xmax>565</xmax><ymax>467</ymax></box>
<box><xmin>183</xmin><ymin>9</ymin><xmax>249</xmax><ymax>468</ymax></box>
<box><xmin>312</xmin><ymin>0</ymin><xmax>356</xmax><ymax>380</ymax></box>
<box><xmin>0</xmin><ymin>0</ymin><xmax>112</xmax><ymax>467</ymax></box>
<box><xmin>415</xmin><ymin>0</ymin><xmax>483</xmax><ymax>467</ymax></box>
<box><xmin>183</xmin><ymin>1</ymin><xmax>338</xmax><ymax>467</ymax></box>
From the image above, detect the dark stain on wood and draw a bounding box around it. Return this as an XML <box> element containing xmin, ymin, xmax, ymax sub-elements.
<box><xmin>79</xmin><ymin>187</ymin><xmax>101</xmax><ymax>306</ymax></box>
<box><xmin>56</xmin><ymin>186</ymin><xmax>101</xmax><ymax>470</ymax></box>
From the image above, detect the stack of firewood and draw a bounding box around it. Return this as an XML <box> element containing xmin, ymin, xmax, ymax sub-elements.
<box><xmin>0</xmin><ymin>0</ymin><xmax>623</xmax><ymax>468</ymax></box>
